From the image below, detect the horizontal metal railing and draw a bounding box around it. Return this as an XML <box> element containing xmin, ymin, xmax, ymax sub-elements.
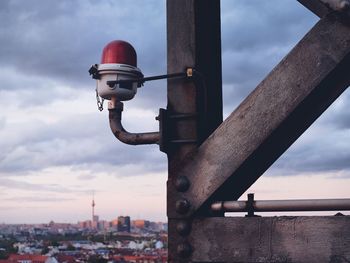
<box><xmin>211</xmin><ymin>195</ymin><xmax>350</xmax><ymax>213</ymax></box>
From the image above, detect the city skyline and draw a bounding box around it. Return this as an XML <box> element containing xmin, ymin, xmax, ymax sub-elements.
<box><xmin>1</xmin><ymin>0</ymin><xmax>350</xmax><ymax>224</ymax></box>
<box><xmin>0</xmin><ymin>194</ymin><xmax>167</xmax><ymax>225</ymax></box>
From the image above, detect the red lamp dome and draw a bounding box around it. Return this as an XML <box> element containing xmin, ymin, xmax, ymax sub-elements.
<box><xmin>101</xmin><ymin>40</ymin><xmax>137</xmax><ymax>66</ymax></box>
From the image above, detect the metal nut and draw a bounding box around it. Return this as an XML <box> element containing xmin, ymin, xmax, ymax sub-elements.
<box><xmin>176</xmin><ymin>199</ymin><xmax>191</xmax><ymax>214</ymax></box>
<box><xmin>177</xmin><ymin>242</ymin><xmax>192</xmax><ymax>258</ymax></box>
<box><xmin>176</xmin><ymin>220</ymin><xmax>191</xmax><ymax>236</ymax></box>
<box><xmin>175</xmin><ymin>176</ymin><xmax>190</xmax><ymax>192</ymax></box>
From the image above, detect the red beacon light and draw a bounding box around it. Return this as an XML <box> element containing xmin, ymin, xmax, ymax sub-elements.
<box><xmin>101</xmin><ymin>40</ymin><xmax>137</xmax><ymax>66</ymax></box>
<box><xmin>88</xmin><ymin>39</ymin><xmax>195</xmax><ymax>146</ymax></box>
<box><xmin>90</xmin><ymin>40</ymin><xmax>143</xmax><ymax>105</ymax></box>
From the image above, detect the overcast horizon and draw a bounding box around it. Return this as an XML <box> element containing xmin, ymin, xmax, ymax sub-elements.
<box><xmin>0</xmin><ymin>0</ymin><xmax>349</xmax><ymax>224</ymax></box>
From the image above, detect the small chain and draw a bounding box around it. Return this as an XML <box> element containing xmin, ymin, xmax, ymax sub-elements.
<box><xmin>95</xmin><ymin>88</ymin><xmax>104</xmax><ymax>111</ymax></box>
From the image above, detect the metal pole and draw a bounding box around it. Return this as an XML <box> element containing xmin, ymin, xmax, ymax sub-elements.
<box><xmin>166</xmin><ymin>0</ymin><xmax>222</xmax><ymax>261</ymax></box>
<box><xmin>211</xmin><ymin>198</ymin><xmax>350</xmax><ymax>213</ymax></box>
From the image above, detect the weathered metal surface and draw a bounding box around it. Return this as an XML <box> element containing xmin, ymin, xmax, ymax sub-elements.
<box><xmin>108</xmin><ymin>100</ymin><xmax>160</xmax><ymax>145</ymax></box>
<box><xmin>166</xmin><ymin>0</ymin><xmax>198</xmax><ymax>260</ymax></box>
<box><xmin>298</xmin><ymin>0</ymin><xmax>330</xmax><ymax>17</ymax></box>
<box><xmin>166</xmin><ymin>0</ymin><xmax>222</xmax><ymax>158</ymax></box>
<box><xmin>298</xmin><ymin>0</ymin><xmax>350</xmax><ymax>18</ymax></box>
<box><xmin>212</xmin><ymin>198</ymin><xmax>350</xmax><ymax>213</ymax></box>
<box><xmin>166</xmin><ymin>0</ymin><xmax>223</xmax><ymax>262</ymax></box>
<box><xmin>168</xmin><ymin>14</ymin><xmax>350</xmax><ymax>218</ymax></box>
<box><xmin>189</xmin><ymin>216</ymin><xmax>350</xmax><ymax>263</ymax></box>
<box><xmin>320</xmin><ymin>0</ymin><xmax>350</xmax><ymax>11</ymax></box>
<box><xmin>193</xmin><ymin>0</ymin><xmax>223</xmax><ymax>143</ymax></box>
<box><xmin>166</xmin><ymin>0</ymin><xmax>198</xmax><ymax>166</ymax></box>
<box><xmin>298</xmin><ymin>0</ymin><xmax>337</xmax><ymax>17</ymax></box>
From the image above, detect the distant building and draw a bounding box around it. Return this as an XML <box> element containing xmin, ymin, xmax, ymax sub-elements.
<box><xmin>55</xmin><ymin>254</ymin><xmax>75</xmax><ymax>263</ymax></box>
<box><xmin>77</xmin><ymin>220</ymin><xmax>92</xmax><ymax>229</ymax></box>
<box><xmin>111</xmin><ymin>218</ymin><xmax>118</xmax><ymax>227</ymax></box>
<box><xmin>117</xmin><ymin>216</ymin><xmax>130</xmax><ymax>232</ymax></box>
<box><xmin>132</xmin><ymin>220</ymin><xmax>150</xmax><ymax>229</ymax></box>
<box><xmin>92</xmin><ymin>215</ymin><xmax>99</xmax><ymax>229</ymax></box>
<box><xmin>97</xmin><ymin>220</ymin><xmax>110</xmax><ymax>230</ymax></box>
<box><xmin>2</xmin><ymin>254</ymin><xmax>58</xmax><ymax>263</ymax></box>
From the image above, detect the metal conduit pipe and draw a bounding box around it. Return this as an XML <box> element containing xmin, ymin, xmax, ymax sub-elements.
<box><xmin>211</xmin><ymin>198</ymin><xmax>350</xmax><ymax>213</ymax></box>
<box><xmin>108</xmin><ymin>100</ymin><xmax>160</xmax><ymax>145</ymax></box>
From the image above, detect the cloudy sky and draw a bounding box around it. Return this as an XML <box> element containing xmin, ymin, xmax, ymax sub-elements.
<box><xmin>0</xmin><ymin>0</ymin><xmax>349</xmax><ymax>224</ymax></box>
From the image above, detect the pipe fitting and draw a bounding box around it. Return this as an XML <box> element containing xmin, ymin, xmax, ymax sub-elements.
<box><xmin>108</xmin><ymin>100</ymin><xmax>160</xmax><ymax>145</ymax></box>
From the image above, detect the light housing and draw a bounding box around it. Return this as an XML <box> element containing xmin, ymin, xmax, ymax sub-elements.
<box><xmin>94</xmin><ymin>40</ymin><xmax>143</xmax><ymax>101</ymax></box>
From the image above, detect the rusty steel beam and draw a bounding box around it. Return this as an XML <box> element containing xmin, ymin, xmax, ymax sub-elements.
<box><xmin>186</xmin><ymin>216</ymin><xmax>350</xmax><ymax>262</ymax></box>
<box><xmin>297</xmin><ymin>0</ymin><xmax>331</xmax><ymax>17</ymax></box>
<box><xmin>297</xmin><ymin>0</ymin><xmax>350</xmax><ymax>18</ymax></box>
<box><xmin>319</xmin><ymin>0</ymin><xmax>350</xmax><ymax>11</ymax></box>
<box><xmin>168</xmin><ymin>14</ymin><xmax>350</xmax><ymax>219</ymax></box>
<box><xmin>166</xmin><ymin>0</ymin><xmax>223</xmax><ymax>261</ymax></box>
<box><xmin>166</xmin><ymin>1</ymin><xmax>222</xmax><ymax>159</ymax></box>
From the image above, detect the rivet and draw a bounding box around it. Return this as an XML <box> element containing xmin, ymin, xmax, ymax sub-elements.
<box><xmin>176</xmin><ymin>199</ymin><xmax>191</xmax><ymax>214</ymax></box>
<box><xmin>175</xmin><ymin>176</ymin><xmax>190</xmax><ymax>192</ymax></box>
<box><xmin>177</xmin><ymin>242</ymin><xmax>192</xmax><ymax>258</ymax></box>
<box><xmin>176</xmin><ymin>220</ymin><xmax>191</xmax><ymax>236</ymax></box>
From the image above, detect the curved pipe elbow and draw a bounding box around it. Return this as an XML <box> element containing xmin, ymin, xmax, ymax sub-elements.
<box><xmin>108</xmin><ymin>107</ymin><xmax>160</xmax><ymax>145</ymax></box>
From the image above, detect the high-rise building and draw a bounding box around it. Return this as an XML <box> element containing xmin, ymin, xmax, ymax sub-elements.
<box><xmin>117</xmin><ymin>216</ymin><xmax>131</xmax><ymax>232</ymax></box>
<box><xmin>111</xmin><ymin>218</ymin><xmax>119</xmax><ymax>227</ymax></box>
<box><xmin>132</xmin><ymin>219</ymin><xmax>150</xmax><ymax>229</ymax></box>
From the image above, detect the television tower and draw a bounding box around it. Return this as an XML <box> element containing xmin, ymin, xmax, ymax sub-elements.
<box><xmin>92</xmin><ymin>192</ymin><xmax>95</xmax><ymax>223</ymax></box>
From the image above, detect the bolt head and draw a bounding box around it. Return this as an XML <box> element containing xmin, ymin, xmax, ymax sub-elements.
<box><xmin>176</xmin><ymin>220</ymin><xmax>191</xmax><ymax>236</ymax></box>
<box><xmin>177</xmin><ymin>242</ymin><xmax>192</xmax><ymax>258</ymax></box>
<box><xmin>175</xmin><ymin>176</ymin><xmax>190</xmax><ymax>192</ymax></box>
<box><xmin>176</xmin><ymin>199</ymin><xmax>191</xmax><ymax>214</ymax></box>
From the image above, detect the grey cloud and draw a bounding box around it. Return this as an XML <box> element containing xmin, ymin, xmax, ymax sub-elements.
<box><xmin>0</xmin><ymin>66</ymin><xmax>79</xmax><ymax>107</ymax></box>
<box><xmin>0</xmin><ymin>117</ymin><xmax>5</xmax><ymax>130</ymax></box>
<box><xmin>222</xmin><ymin>45</ymin><xmax>291</xmax><ymax>112</ymax></box>
<box><xmin>268</xmin><ymin>120</ymin><xmax>350</xmax><ymax>176</ymax></box>
<box><xmin>77</xmin><ymin>174</ymin><xmax>96</xmax><ymax>181</ymax></box>
<box><xmin>319</xmin><ymin>89</ymin><xmax>350</xmax><ymax>130</ymax></box>
<box><xmin>247</xmin><ymin>86</ymin><xmax>350</xmax><ymax>177</ymax></box>
<box><xmin>221</xmin><ymin>0</ymin><xmax>317</xmax><ymax>52</ymax></box>
<box><xmin>4</xmin><ymin>196</ymin><xmax>75</xmax><ymax>203</ymax></box>
<box><xmin>0</xmin><ymin>177</ymin><xmax>95</xmax><ymax>195</ymax></box>
<box><xmin>221</xmin><ymin>0</ymin><xmax>318</xmax><ymax>111</ymax></box>
<box><xmin>0</xmin><ymin>178</ymin><xmax>72</xmax><ymax>193</ymax></box>
<box><xmin>0</xmin><ymin>206</ymin><xmax>17</xmax><ymax>211</ymax></box>
<box><xmin>0</xmin><ymin>0</ymin><xmax>165</xmax><ymax>91</ymax></box>
<box><xmin>0</xmin><ymin>111</ymin><xmax>166</xmax><ymax>175</ymax></box>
